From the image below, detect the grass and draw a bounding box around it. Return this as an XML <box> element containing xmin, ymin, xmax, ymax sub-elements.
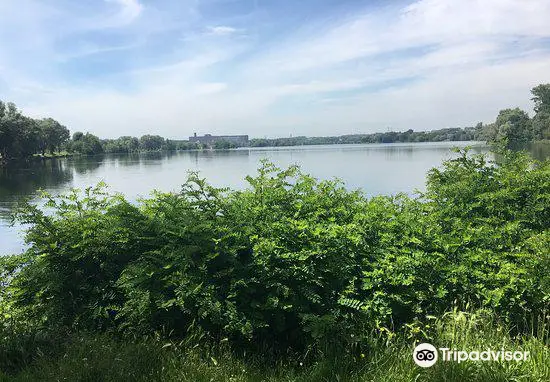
<box><xmin>1</xmin><ymin>311</ymin><xmax>548</xmax><ymax>382</ymax></box>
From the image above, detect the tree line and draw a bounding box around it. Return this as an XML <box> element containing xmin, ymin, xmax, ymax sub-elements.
<box><xmin>2</xmin><ymin>83</ymin><xmax>549</xmax><ymax>162</ymax></box>
<box><xmin>249</xmin><ymin>126</ymin><xmax>481</xmax><ymax>147</ymax></box>
<box><xmin>0</xmin><ymin>102</ymin><xmax>70</xmax><ymax>160</ymax></box>
<box><xmin>0</xmin><ymin>101</ymin><xmax>200</xmax><ymax>161</ymax></box>
<box><xmin>481</xmin><ymin>83</ymin><xmax>550</xmax><ymax>148</ymax></box>
<box><xmin>249</xmin><ymin>84</ymin><xmax>550</xmax><ymax>148</ymax></box>
<box><xmin>70</xmin><ymin>133</ymin><xmax>200</xmax><ymax>155</ymax></box>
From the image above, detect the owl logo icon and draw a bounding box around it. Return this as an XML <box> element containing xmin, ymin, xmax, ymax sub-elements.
<box><xmin>413</xmin><ymin>343</ymin><xmax>438</xmax><ymax>367</ymax></box>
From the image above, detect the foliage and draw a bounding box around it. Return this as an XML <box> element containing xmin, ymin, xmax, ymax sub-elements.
<box><xmin>68</xmin><ymin>132</ymin><xmax>104</xmax><ymax>155</ymax></box>
<box><xmin>249</xmin><ymin>127</ymin><xmax>482</xmax><ymax>147</ymax></box>
<box><xmin>36</xmin><ymin>118</ymin><xmax>70</xmax><ymax>155</ymax></box>
<box><xmin>101</xmin><ymin>136</ymin><xmax>140</xmax><ymax>153</ymax></box>
<box><xmin>139</xmin><ymin>135</ymin><xmax>165</xmax><ymax>151</ymax></box>
<box><xmin>483</xmin><ymin>83</ymin><xmax>550</xmax><ymax>147</ymax></box>
<box><xmin>213</xmin><ymin>140</ymin><xmax>238</xmax><ymax>149</ymax></box>
<box><xmin>0</xmin><ymin>103</ymin><xmax>69</xmax><ymax>160</ymax></box>
<box><xmin>0</xmin><ymin>100</ymin><xmax>201</xmax><ymax>161</ymax></box>
<box><xmin>3</xmin><ymin>83</ymin><xmax>550</xmax><ymax>162</ymax></box>
<box><xmin>1</xmin><ymin>310</ymin><xmax>549</xmax><ymax>381</ymax></box>
<box><xmin>531</xmin><ymin>84</ymin><xmax>550</xmax><ymax>114</ymax></box>
<box><xmin>485</xmin><ymin>108</ymin><xmax>533</xmax><ymax>148</ymax></box>
<box><xmin>532</xmin><ymin>112</ymin><xmax>550</xmax><ymax>141</ymax></box>
<box><xmin>531</xmin><ymin>84</ymin><xmax>550</xmax><ymax>141</ymax></box>
<box><xmin>1</xmin><ymin>150</ymin><xmax>548</xmax><ymax>361</ymax></box>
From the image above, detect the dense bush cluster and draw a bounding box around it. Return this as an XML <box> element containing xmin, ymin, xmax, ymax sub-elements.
<box><xmin>1</xmin><ymin>150</ymin><xmax>549</xmax><ymax>354</ymax></box>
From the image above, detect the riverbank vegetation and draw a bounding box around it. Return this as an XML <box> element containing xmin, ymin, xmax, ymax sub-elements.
<box><xmin>249</xmin><ymin>127</ymin><xmax>482</xmax><ymax>147</ymax></box>
<box><xmin>482</xmin><ymin>84</ymin><xmax>550</xmax><ymax>148</ymax></box>
<box><xmin>1</xmin><ymin>310</ymin><xmax>548</xmax><ymax>382</ymax></box>
<box><xmin>0</xmin><ymin>102</ymin><xmax>198</xmax><ymax>161</ymax></box>
<box><xmin>1</xmin><ymin>148</ymin><xmax>548</xmax><ymax>380</ymax></box>
<box><xmin>0</xmin><ymin>102</ymin><xmax>70</xmax><ymax>161</ymax></box>
<box><xmin>249</xmin><ymin>83</ymin><xmax>549</xmax><ymax>149</ymax></box>
<box><xmin>2</xmin><ymin>84</ymin><xmax>549</xmax><ymax>163</ymax></box>
<box><xmin>0</xmin><ymin>99</ymin><xmax>481</xmax><ymax>161</ymax></box>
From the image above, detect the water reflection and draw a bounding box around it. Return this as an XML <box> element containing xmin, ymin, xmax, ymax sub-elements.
<box><xmin>70</xmin><ymin>155</ymin><xmax>105</xmax><ymax>175</ymax></box>
<box><xmin>108</xmin><ymin>153</ymin><xmax>142</xmax><ymax>168</ymax></box>
<box><xmin>189</xmin><ymin>148</ymin><xmax>250</xmax><ymax>162</ymax></box>
<box><xmin>529</xmin><ymin>142</ymin><xmax>550</xmax><ymax>161</ymax></box>
<box><xmin>0</xmin><ymin>159</ymin><xmax>73</xmax><ymax>219</ymax></box>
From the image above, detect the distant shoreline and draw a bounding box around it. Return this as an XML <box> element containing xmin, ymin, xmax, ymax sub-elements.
<box><xmin>0</xmin><ymin>140</ymin><xmax>486</xmax><ymax>164</ymax></box>
<box><xmin>3</xmin><ymin>139</ymin><xmax>549</xmax><ymax>167</ymax></box>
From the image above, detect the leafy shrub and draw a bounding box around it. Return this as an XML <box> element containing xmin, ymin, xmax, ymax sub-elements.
<box><xmin>2</xmin><ymin>150</ymin><xmax>549</xmax><ymax>354</ymax></box>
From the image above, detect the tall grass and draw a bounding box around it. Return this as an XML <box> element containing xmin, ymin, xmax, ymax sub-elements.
<box><xmin>2</xmin><ymin>310</ymin><xmax>548</xmax><ymax>382</ymax></box>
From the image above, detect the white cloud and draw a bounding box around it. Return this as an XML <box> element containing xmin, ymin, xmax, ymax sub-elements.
<box><xmin>195</xmin><ymin>82</ymin><xmax>227</xmax><ymax>94</ymax></box>
<box><xmin>253</xmin><ymin>0</ymin><xmax>550</xmax><ymax>73</ymax></box>
<box><xmin>104</xmin><ymin>0</ymin><xmax>144</xmax><ymax>26</ymax></box>
<box><xmin>3</xmin><ymin>0</ymin><xmax>550</xmax><ymax>139</ymax></box>
<box><xmin>207</xmin><ymin>26</ymin><xmax>238</xmax><ymax>36</ymax></box>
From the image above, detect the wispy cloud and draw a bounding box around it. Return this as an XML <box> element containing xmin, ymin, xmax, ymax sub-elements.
<box><xmin>195</xmin><ymin>82</ymin><xmax>228</xmax><ymax>94</ymax></box>
<box><xmin>103</xmin><ymin>0</ymin><xmax>144</xmax><ymax>27</ymax></box>
<box><xmin>1</xmin><ymin>0</ymin><xmax>549</xmax><ymax>138</ymax></box>
<box><xmin>55</xmin><ymin>42</ymin><xmax>143</xmax><ymax>62</ymax></box>
<box><xmin>207</xmin><ymin>26</ymin><xmax>238</xmax><ymax>36</ymax></box>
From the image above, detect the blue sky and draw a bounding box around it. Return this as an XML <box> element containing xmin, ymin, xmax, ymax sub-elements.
<box><xmin>1</xmin><ymin>0</ymin><xmax>549</xmax><ymax>139</ymax></box>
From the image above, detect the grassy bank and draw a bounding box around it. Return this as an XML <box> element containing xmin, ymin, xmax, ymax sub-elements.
<box><xmin>1</xmin><ymin>310</ymin><xmax>548</xmax><ymax>382</ymax></box>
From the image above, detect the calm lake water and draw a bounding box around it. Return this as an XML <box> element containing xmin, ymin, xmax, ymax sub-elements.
<box><xmin>2</xmin><ymin>140</ymin><xmax>543</xmax><ymax>256</ymax></box>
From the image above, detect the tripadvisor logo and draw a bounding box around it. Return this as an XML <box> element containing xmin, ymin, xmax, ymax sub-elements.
<box><xmin>413</xmin><ymin>343</ymin><xmax>438</xmax><ymax>367</ymax></box>
<box><xmin>413</xmin><ymin>343</ymin><xmax>529</xmax><ymax>368</ymax></box>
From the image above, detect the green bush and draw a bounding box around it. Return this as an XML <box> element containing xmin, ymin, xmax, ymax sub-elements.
<box><xmin>1</xmin><ymin>150</ymin><xmax>549</xmax><ymax>356</ymax></box>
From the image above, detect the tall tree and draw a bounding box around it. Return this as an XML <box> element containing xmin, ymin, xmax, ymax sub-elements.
<box><xmin>531</xmin><ymin>84</ymin><xmax>550</xmax><ymax>114</ymax></box>
<box><xmin>492</xmin><ymin>108</ymin><xmax>532</xmax><ymax>148</ymax></box>
<box><xmin>0</xmin><ymin>102</ymin><xmax>19</xmax><ymax>159</ymax></box>
<box><xmin>0</xmin><ymin>102</ymin><xmax>40</xmax><ymax>159</ymax></box>
<box><xmin>37</xmin><ymin>118</ymin><xmax>70</xmax><ymax>155</ymax></box>
<box><xmin>531</xmin><ymin>84</ymin><xmax>550</xmax><ymax>140</ymax></box>
<box><xmin>139</xmin><ymin>135</ymin><xmax>165</xmax><ymax>151</ymax></box>
<box><xmin>532</xmin><ymin>113</ymin><xmax>550</xmax><ymax>140</ymax></box>
<box><xmin>67</xmin><ymin>131</ymin><xmax>104</xmax><ymax>155</ymax></box>
<box><xmin>81</xmin><ymin>133</ymin><xmax>103</xmax><ymax>155</ymax></box>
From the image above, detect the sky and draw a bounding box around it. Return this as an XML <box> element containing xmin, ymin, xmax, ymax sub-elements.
<box><xmin>0</xmin><ymin>0</ymin><xmax>549</xmax><ymax>139</ymax></box>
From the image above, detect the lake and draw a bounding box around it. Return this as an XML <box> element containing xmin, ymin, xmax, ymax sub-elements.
<box><xmin>0</xmin><ymin>141</ymin><xmax>508</xmax><ymax>255</ymax></box>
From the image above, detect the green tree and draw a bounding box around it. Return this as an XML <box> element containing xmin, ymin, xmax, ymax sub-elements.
<box><xmin>531</xmin><ymin>84</ymin><xmax>550</xmax><ymax>140</ymax></box>
<box><xmin>68</xmin><ymin>132</ymin><xmax>104</xmax><ymax>155</ymax></box>
<box><xmin>37</xmin><ymin>118</ymin><xmax>70</xmax><ymax>155</ymax></box>
<box><xmin>491</xmin><ymin>108</ymin><xmax>532</xmax><ymax>148</ymax></box>
<box><xmin>0</xmin><ymin>101</ymin><xmax>21</xmax><ymax>159</ymax></box>
<box><xmin>532</xmin><ymin>113</ymin><xmax>550</xmax><ymax>140</ymax></box>
<box><xmin>213</xmin><ymin>140</ymin><xmax>236</xmax><ymax>149</ymax></box>
<box><xmin>0</xmin><ymin>101</ymin><xmax>41</xmax><ymax>159</ymax></box>
<box><xmin>72</xmin><ymin>131</ymin><xmax>84</xmax><ymax>141</ymax></box>
<box><xmin>121</xmin><ymin>136</ymin><xmax>140</xmax><ymax>152</ymax></box>
<box><xmin>102</xmin><ymin>136</ymin><xmax>140</xmax><ymax>153</ymax></box>
<box><xmin>81</xmin><ymin>133</ymin><xmax>104</xmax><ymax>155</ymax></box>
<box><xmin>139</xmin><ymin>135</ymin><xmax>165</xmax><ymax>151</ymax></box>
<box><xmin>531</xmin><ymin>84</ymin><xmax>550</xmax><ymax>114</ymax></box>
